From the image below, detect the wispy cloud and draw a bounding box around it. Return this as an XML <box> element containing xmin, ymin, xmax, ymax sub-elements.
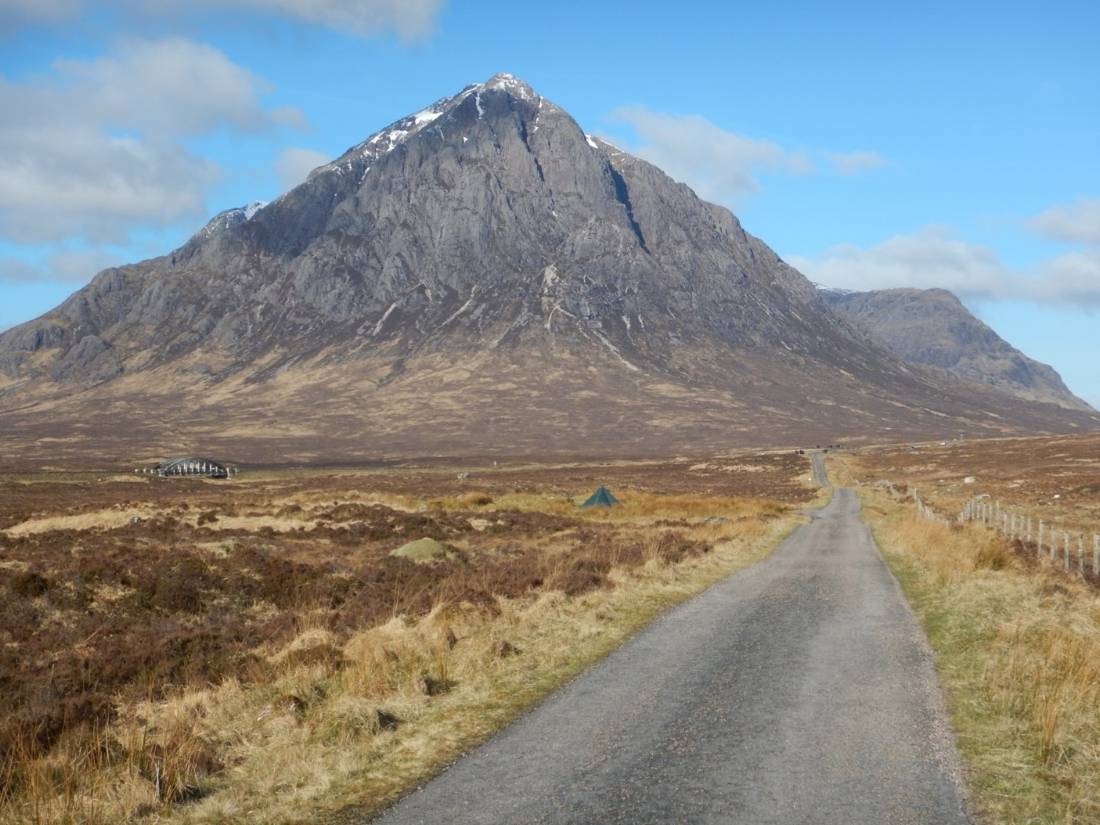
<box><xmin>0</xmin><ymin>0</ymin><xmax>446</xmax><ymax>39</ymax></box>
<box><xmin>220</xmin><ymin>0</ymin><xmax>445</xmax><ymax>40</ymax></box>
<box><xmin>788</xmin><ymin>225</ymin><xmax>1100</xmax><ymax>306</ymax></box>
<box><xmin>0</xmin><ymin>37</ymin><xmax>302</xmax><ymax>247</ymax></box>
<box><xmin>1027</xmin><ymin>198</ymin><xmax>1100</xmax><ymax>246</ymax></box>
<box><xmin>610</xmin><ymin>107</ymin><xmax>885</xmax><ymax>203</ymax></box>
<box><xmin>276</xmin><ymin>146</ymin><xmax>330</xmax><ymax>191</ymax></box>
<box><xmin>0</xmin><ymin>249</ymin><xmax>122</xmax><ymax>284</ymax></box>
<box><xmin>827</xmin><ymin>150</ymin><xmax>886</xmax><ymax>175</ymax></box>
<box><xmin>0</xmin><ymin>256</ymin><xmax>41</xmax><ymax>282</ymax></box>
<box><xmin>609</xmin><ymin>107</ymin><xmax>813</xmax><ymax>202</ymax></box>
<box><xmin>0</xmin><ymin>0</ymin><xmax>80</xmax><ymax>26</ymax></box>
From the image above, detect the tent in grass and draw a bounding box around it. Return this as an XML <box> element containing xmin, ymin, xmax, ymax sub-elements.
<box><xmin>581</xmin><ymin>486</ymin><xmax>619</xmax><ymax>508</ymax></box>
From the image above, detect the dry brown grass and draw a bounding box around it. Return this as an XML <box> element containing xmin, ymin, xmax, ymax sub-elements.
<box><xmin>0</xmin><ymin>463</ymin><xmax>813</xmax><ymax>825</ymax></box>
<box><xmin>844</xmin><ymin>434</ymin><xmax>1100</xmax><ymax>540</ymax></box>
<box><xmin>861</xmin><ymin>487</ymin><xmax>1100</xmax><ymax>824</ymax></box>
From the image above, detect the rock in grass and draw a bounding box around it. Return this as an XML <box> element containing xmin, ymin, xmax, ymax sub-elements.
<box><xmin>389</xmin><ymin>537</ymin><xmax>462</xmax><ymax>564</ymax></box>
<box><xmin>493</xmin><ymin>640</ymin><xmax>520</xmax><ymax>658</ymax></box>
<box><xmin>419</xmin><ymin>675</ymin><xmax>455</xmax><ymax>696</ymax></box>
<box><xmin>375</xmin><ymin>709</ymin><xmax>400</xmax><ymax>731</ymax></box>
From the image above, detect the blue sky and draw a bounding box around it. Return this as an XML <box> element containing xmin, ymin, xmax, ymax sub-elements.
<box><xmin>2</xmin><ymin>0</ymin><xmax>1098</xmax><ymax>404</ymax></box>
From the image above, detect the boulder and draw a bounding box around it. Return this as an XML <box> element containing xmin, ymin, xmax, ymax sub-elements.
<box><xmin>390</xmin><ymin>537</ymin><xmax>462</xmax><ymax>564</ymax></box>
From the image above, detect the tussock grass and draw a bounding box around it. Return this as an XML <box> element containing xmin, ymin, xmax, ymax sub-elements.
<box><xmin>0</xmin><ymin>493</ymin><xmax>803</xmax><ymax>825</ymax></box>
<box><xmin>862</xmin><ymin>490</ymin><xmax>1100</xmax><ymax>824</ymax></box>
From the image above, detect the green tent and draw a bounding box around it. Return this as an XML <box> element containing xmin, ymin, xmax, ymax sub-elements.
<box><xmin>581</xmin><ymin>486</ymin><xmax>619</xmax><ymax>508</ymax></box>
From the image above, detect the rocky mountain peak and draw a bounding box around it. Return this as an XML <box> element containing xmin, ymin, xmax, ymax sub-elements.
<box><xmin>482</xmin><ymin>72</ymin><xmax>539</xmax><ymax>99</ymax></box>
<box><xmin>1</xmin><ymin>74</ymin><xmax>1097</xmax><ymax>463</ymax></box>
<box><xmin>823</xmin><ymin>287</ymin><xmax>1092</xmax><ymax>411</ymax></box>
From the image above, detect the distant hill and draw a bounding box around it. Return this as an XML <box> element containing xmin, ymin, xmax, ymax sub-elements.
<box><xmin>822</xmin><ymin>288</ymin><xmax>1091</xmax><ymax>411</ymax></box>
<box><xmin>1</xmin><ymin>74</ymin><xmax>1097</xmax><ymax>467</ymax></box>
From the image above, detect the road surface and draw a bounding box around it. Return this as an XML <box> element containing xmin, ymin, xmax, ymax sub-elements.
<box><xmin>370</xmin><ymin>467</ymin><xmax>969</xmax><ymax>825</ymax></box>
<box><xmin>811</xmin><ymin>451</ymin><xmax>829</xmax><ymax>487</ymax></box>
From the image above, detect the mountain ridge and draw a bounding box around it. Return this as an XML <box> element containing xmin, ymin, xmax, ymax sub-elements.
<box><xmin>1</xmin><ymin>73</ymin><xmax>1097</xmax><ymax>467</ymax></box>
<box><xmin>821</xmin><ymin>287</ymin><xmax>1091</xmax><ymax>412</ymax></box>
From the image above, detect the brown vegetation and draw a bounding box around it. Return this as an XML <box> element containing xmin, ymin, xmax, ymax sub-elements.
<box><xmin>841</xmin><ymin>433</ymin><xmax>1100</xmax><ymax>549</ymax></box>
<box><xmin>0</xmin><ymin>453</ymin><xmax>809</xmax><ymax>824</ymax></box>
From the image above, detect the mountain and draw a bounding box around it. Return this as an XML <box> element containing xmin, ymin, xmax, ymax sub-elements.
<box><xmin>1</xmin><ymin>73</ymin><xmax>1097</xmax><ymax>467</ymax></box>
<box><xmin>821</xmin><ymin>288</ymin><xmax>1091</xmax><ymax>411</ymax></box>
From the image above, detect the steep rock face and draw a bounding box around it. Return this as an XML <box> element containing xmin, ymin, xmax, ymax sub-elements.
<box><xmin>822</xmin><ymin>288</ymin><xmax>1091</xmax><ymax>411</ymax></box>
<box><xmin>0</xmin><ymin>74</ymin><xmax>866</xmax><ymax>382</ymax></box>
<box><xmin>0</xmin><ymin>74</ymin><xmax>1096</xmax><ymax>464</ymax></box>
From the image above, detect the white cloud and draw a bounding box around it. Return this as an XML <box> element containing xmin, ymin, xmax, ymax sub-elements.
<box><xmin>53</xmin><ymin>38</ymin><xmax>305</xmax><ymax>137</ymax></box>
<box><xmin>788</xmin><ymin>226</ymin><xmax>1008</xmax><ymax>296</ymax></box>
<box><xmin>276</xmin><ymin>146</ymin><xmax>330</xmax><ymax>190</ymax></box>
<box><xmin>788</xmin><ymin>226</ymin><xmax>1100</xmax><ymax>306</ymax></box>
<box><xmin>1</xmin><ymin>0</ymin><xmax>445</xmax><ymax>39</ymax></box>
<box><xmin>0</xmin><ymin>38</ymin><xmax>302</xmax><ymax>246</ymax></box>
<box><xmin>610</xmin><ymin>107</ymin><xmax>813</xmax><ymax>202</ymax></box>
<box><xmin>0</xmin><ymin>256</ymin><xmax>41</xmax><ymax>282</ymax></box>
<box><xmin>828</xmin><ymin>150</ymin><xmax>886</xmax><ymax>175</ymax></box>
<box><xmin>611</xmin><ymin>107</ymin><xmax>886</xmax><ymax>203</ymax></box>
<box><xmin>1038</xmin><ymin>249</ymin><xmax>1100</xmax><ymax>303</ymax></box>
<box><xmin>0</xmin><ymin>249</ymin><xmax>122</xmax><ymax>284</ymax></box>
<box><xmin>0</xmin><ymin>0</ymin><xmax>80</xmax><ymax>25</ymax></box>
<box><xmin>221</xmin><ymin>0</ymin><xmax>444</xmax><ymax>40</ymax></box>
<box><xmin>47</xmin><ymin>248</ymin><xmax>124</xmax><ymax>281</ymax></box>
<box><xmin>1028</xmin><ymin>198</ymin><xmax>1100</xmax><ymax>246</ymax></box>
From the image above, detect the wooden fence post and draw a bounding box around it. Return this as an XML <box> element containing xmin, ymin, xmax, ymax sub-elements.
<box><xmin>1064</xmin><ymin>531</ymin><xmax>1071</xmax><ymax>572</ymax></box>
<box><xmin>1094</xmin><ymin>534</ymin><xmax>1099</xmax><ymax>577</ymax></box>
<box><xmin>1039</xmin><ymin>520</ymin><xmax>1045</xmax><ymax>557</ymax></box>
<box><xmin>1078</xmin><ymin>536</ymin><xmax>1085</xmax><ymax>575</ymax></box>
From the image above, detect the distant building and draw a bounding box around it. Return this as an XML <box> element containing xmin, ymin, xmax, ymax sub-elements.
<box><xmin>146</xmin><ymin>457</ymin><xmax>235</xmax><ymax>479</ymax></box>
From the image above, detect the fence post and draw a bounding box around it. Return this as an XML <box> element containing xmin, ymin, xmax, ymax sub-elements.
<box><xmin>1094</xmin><ymin>534</ymin><xmax>1099</xmax><ymax>577</ymax></box>
<box><xmin>1039</xmin><ymin>520</ymin><xmax>1044</xmax><ymax>557</ymax></box>
<box><xmin>1027</xmin><ymin>516</ymin><xmax>1032</xmax><ymax>545</ymax></box>
<box><xmin>1078</xmin><ymin>536</ymin><xmax>1085</xmax><ymax>575</ymax></box>
<box><xmin>1064</xmin><ymin>531</ymin><xmax>1071</xmax><ymax>572</ymax></box>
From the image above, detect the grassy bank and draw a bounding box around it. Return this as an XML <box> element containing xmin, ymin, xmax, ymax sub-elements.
<box><xmin>860</xmin><ymin>489</ymin><xmax>1100</xmax><ymax>824</ymax></box>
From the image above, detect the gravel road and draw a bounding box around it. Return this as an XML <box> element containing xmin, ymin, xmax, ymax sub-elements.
<box><xmin>371</xmin><ymin>481</ymin><xmax>970</xmax><ymax>824</ymax></box>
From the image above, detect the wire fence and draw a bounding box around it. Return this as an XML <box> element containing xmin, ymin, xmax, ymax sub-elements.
<box><xmin>908</xmin><ymin>484</ymin><xmax>1100</xmax><ymax>578</ymax></box>
<box><xmin>958</xmin><ymin>496</ymin><xmax>1100</xmax><ymax>577</ymax></box>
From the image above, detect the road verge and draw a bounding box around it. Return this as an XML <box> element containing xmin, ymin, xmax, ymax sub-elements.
<box><xmin>859</xmin><ymin>488</ymin><xmax>1100</xmax><ymax>824</ymax></box>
